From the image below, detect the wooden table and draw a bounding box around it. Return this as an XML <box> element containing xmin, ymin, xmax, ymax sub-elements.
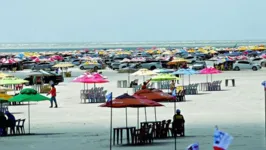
<box><xmin>113</xmin><ymin>126</ymin><xmax>136</xmax><ymax>145</ymax></box>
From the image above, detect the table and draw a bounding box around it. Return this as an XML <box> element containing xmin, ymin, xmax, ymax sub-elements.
<box><xmin>225</xmin><ymin>79</ymin><xmax>235</xmax><ymax>87</ymax></box>
<box><xmin>199</xmin><ymin>82</ymin><xmax>211</xmax><ymax>91</ymax></box>
<box><xmin>113</xmin><ymin>126</ymin><xmax>136</xmax><ymax>145</ymax></box>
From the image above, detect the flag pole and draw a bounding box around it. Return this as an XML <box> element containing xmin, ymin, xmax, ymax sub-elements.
<box><xmin>264</xmin><ymin>87</ymin><xmax>266</xmax><ymax>137</ymax></box>
<box><xmin>109</xmin><ymin>93</ymin><xmax>113</xmax><ymax>150</ymax></box>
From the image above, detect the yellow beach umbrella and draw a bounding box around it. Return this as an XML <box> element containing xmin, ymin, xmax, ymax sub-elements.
<box><xmin>0</xmin><ymin>73</ymin><xmax>13</xmax><ymax>78</ymax></box>
<box><xmin>238</xmin><ymin>46</ymin><xmax>247</xmax><ymax>51</ymax></box>
<box><xmin>52</xmin><ymin>63</ymin><xmax>74</xmax><ymax>68</ymax></box>
<box><xmin>0</xmin><ymin>93</ymin><xmax>13</xmax><ymax>101</ymax></box>
<box><xmin>167</xmin><ymin>58</ymin><xmax>188</xmax><ymax>65</ymax></box>
<box><xmin>162</xmin><ymin>51</ymin><xmax>173</xmax><ymax>55</ymax></box>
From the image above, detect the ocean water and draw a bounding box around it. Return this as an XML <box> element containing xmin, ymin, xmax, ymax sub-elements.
<box><xmin>0</xmin><ymin>40</ymin><xmax>266</xmax><ymax>52</ymax></box>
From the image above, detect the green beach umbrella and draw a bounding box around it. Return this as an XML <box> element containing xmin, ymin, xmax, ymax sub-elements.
<box><xmin>0</xmin><ymin>77</ymin><xmax>29</xmax><ymax>85</ymax></box>
<box><xmin>8</xmin><ymin>88</ymin><xmax>50</xmax><ymax>134</ymax></box>
<box><xmin>151</xmin><ymin>74</ymin><xmax>180</xmax><ymax>82</ymax></box>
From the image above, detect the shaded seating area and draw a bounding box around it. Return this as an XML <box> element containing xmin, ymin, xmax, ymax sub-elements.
<box><xmin>0</xmin><ymin>111</ymin><xmax>26</xmax><ymax>136</ymax></box>
<box><xmin>183</xmin><ymin>83</ymin><xmax>199</xmax><ymax>95</ymax></box>
<box><xmin>80</xmin><ymin>87</ymin><xmax>107</xmax><ymax>103</ymax></box>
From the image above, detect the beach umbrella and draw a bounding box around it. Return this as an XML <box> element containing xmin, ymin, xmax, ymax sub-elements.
<box><xmin>33</xmin><ymin>58</ymin><xmax>40</xmax><ymax>63</ymax></box>
<box><xmin>100</xmin><ymin>93</ymin><xmax>163</xmax><ymax>128</ymax></box>
<box><xmin>52</xmin><ymin>63</ymin><xmax>74</xmax><ymax>68</ymax></box>
<box><xmin>0</xmin><ymin>73</ymin><xmax>13</xmax><ymax>79</ymax></box>
<box><xmin>73</xmin><ymin>73</ymin><xmax>109</xmax><ymax>103</ymax></box>
<box><xmin>0</xmin><ymin>77</ymin><xmax>29</xmax><ymax>85</ymax></box>
<box><xmin>167</xmin><ymin>58</ymin><xmax>188</xmax><ymax>65</ymax></box>
<box><xmin>153</xmin><ymin>69</ymin><xmax>175</xmax><ymax>74</ymax></box>
<box><xmin>172</xmin><ymin>68</ymin><xmax>199</xmax><ymax>85</ymax></box>
<box><xmin>200</xmin><ymin>67</ymin><xmax>222</xmax><ymax>82</ymax></box>
<box><xmin>0</xmin><ymin>93</ymin><xmax>12</xmax><ymax>109</ymax></box>
<box><xmin>151</xmin><ymin>74</ymin><xmax>179</xmax><ymax>82</ymax></box>
<box><xmin>2</xmin><ymin>59</ymin><xmax>16</xmax><ymax>64</ymax></box>
<box><xmin>8</xmin><ymin>88</ymin><xmax>50</xmax><ymax>134</ymax></box>
<box><xmin>131</xmin><ymin>68</ymin><xmax>157</xmax><ymax>81</ymax></box>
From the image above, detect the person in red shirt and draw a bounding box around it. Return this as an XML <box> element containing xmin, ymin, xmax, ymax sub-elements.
<box><xmin>141</xmin><ymin>79</ymin><xmax>151</xmax><ymax>90</ymax></box>
<box><xmin>47</xmin><ymin>84</ymin><xmax>58</xmax><ymax>108</ymax></box>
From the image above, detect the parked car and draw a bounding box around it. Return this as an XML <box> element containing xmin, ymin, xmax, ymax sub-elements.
<box><xmin>24</xmin><ymin>72</ymin><xmax>64</xmax><ymax>86</ymax></box>
<box><xmin>31</xmin><ymin>63</ymin><xmax>55</xmax><ymax>71</ymax></box>
<box><xmin>119</xmin><ymin>62</ymin><xmax>162</xmax><ymax>70</ymax></box>
<box><xmin>79</xmin><ymin>62</ymin><xmax>103</xmax><ymax>70</ymax></box>
<box><xmin>233</xmin><ymin>60</ymin><xmax>261</xmax><ymax>71</ymax></box>
<box><xmin>22</xmin><ymin>61</ymin><xmax>35</xmax><ymax>69</ymax></box>
<box><xmin>111</xmin><ymin>61</ymin><xmax>122</xmax><ymax>70</ymax></box>
<box><xmin>71</xmin><ymin>59</ymin><xmax>83</xmax><ymax>66</ymax></box>
<box><xmin>251</xmin><ymin>57</ymin><xmax>266</xmax><ymax>67</ymax></box>
<box><xmin>184</xmin><ymin>56</ymin><xmax>197</xmax><ymax>64</ymax></box>
<box><xmin>191</xmin><ymin>61</ymin><xmax>207</xmax><ymax>70</ymax></box>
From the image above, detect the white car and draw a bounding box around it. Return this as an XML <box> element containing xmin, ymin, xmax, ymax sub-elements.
<box><xmin>233</xmin><ymin>60</ymin><xmax>261</xmax><ymax>71</ymax></box>
<box><xmin>79</xmin><ymin>62</ymin><xmax>103</xmax><ymax>70</ymax></box>
<box><xmin>251</xmin><ymin>57</ymin><xmax>266</xmax><ymax>67</ymax></box>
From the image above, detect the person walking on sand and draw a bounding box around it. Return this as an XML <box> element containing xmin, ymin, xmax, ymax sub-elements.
<box><xmin>47</xmin><ymin>84</ymin><xmax>58</xmax><ymax>108</ymax></box>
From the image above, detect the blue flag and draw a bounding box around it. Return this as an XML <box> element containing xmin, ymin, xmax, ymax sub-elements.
<box><xmin>106</xmin><ymin>92</ymin><xmax>112</xmax><ymax>102</ymax></box>
<box><xmin>172</xmin><ymin>88</ymin><xmax>176</xmax><ymax>96</ymax></box>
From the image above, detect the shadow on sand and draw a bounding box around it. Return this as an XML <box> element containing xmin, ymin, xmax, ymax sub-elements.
<box><xmin>118</xmin><ymin>141</ymin><xmax>172</xmax><ymax>147</ymax></box>
<box><xmin>116</xmin><ymin>135</ymin><xmax>199</xmax><ymax>147</ymax></box>
<box><xmin>193</xmin><ymin>92</ymin><xmax>210</xmax><ymax>95</ymax></box>
<box><xmin>4</xmin><ymin>133</ymin><xmax>65</xmax><ymax>137</ymax></box>
<box><xmin>9</xmin><ymin>103</ymin><xmax>37</xmax><ymax>106</ymax></box>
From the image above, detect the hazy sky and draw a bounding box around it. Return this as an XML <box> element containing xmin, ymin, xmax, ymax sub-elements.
<box><xmin>0</xmin><ymin>0</ymin><xmax>265</xmax><ymax>42</ymax></box>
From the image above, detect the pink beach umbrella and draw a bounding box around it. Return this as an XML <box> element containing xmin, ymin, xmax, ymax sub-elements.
<box><xmin>33</xmin><ymin>57</ymin><xmax>40</xmax><ymax>63</ymax></box>
<box><xmin>73</xmin><ymin>73</ymin><xmax>109</xmax><ymax>103</ymax></box>
<box><xmin>2</xmin><ymin>59</ymin><xmax>16</xmax><ymax>64</ymax></box>
<box><xmin>48</xmin><ymin>57</ymin><xmax>55</xmax><ymax>62</ymax></box>
<box><xmin>200</xmin><ymin>67</ymin><xmax>222</xmax><ymax>82</ymax></box>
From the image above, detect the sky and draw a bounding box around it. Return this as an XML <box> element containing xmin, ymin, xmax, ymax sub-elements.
<box><xmin>0</xmin><ymin>0</ymin><xmax>265</xmax><ymax>42</ymax></box>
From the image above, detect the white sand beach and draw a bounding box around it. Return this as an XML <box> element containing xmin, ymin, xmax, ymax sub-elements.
<box><xmin>1</xmin><ymin>68</ymin><xmax>266</xmax><ymax>150</ymax></box>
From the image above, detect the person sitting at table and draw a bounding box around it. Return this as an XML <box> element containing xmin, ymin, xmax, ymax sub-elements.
<box><xmin>170</xmin><ymin>80</ymin><xmax>176</xmax><ymax>92</ymax></box>
<box><xmin>0</xmin><ymin>112</ymin><xmax>7</xmax><ymax>136</ymax></box>
<box><xmin>172</xmin><ymin>109</ymin><xmax>185</xmax><ymax>136</ymax></box>
<box><xmin>141</xmin><ymin>79</ymin><xmax>151</xmax><ymax>90</ymax></box>
<box><xmin>5</xmin><ymin>111</ymin><xmax>16</xmax><ymax>133</ymax></box>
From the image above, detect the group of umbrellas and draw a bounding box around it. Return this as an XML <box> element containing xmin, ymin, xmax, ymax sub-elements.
<box><xmin>130</xmin><ymin>67</ymin><xmax>222</xmax><ymax>86</ymax></box>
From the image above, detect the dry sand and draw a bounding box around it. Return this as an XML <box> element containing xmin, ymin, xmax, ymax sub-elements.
<box><xmin>1</xmin><ymin>68</ymin><xmax>266</xmax><ymax>150</ymax></box>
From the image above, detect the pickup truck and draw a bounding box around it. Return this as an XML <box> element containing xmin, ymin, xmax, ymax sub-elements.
<box><xmin>24</xmin><ymin>72</ymin><xmax>64</xmax><ymax>86</ymax></box>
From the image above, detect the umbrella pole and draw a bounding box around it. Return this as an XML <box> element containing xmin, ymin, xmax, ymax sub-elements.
<box><xmin>137</xmin><ymin>108</ymin><xmax>139</xmax><ymax>129</ymax></box>
<box><xmin>206</xmin><ymin>74</ymin><xmax>208</xmax><ymax>83</ymax></box>
<box><xmin>182</xmin><ymin>75</ymin><xmax>184</xmax><ymax>86</ymax></box>
<box><xmin>28</xmin><ymin>101</ymin><xmax>30</xmax><ymax>134</ymax></box>
<box><xmin>144</xmin><ymin>107</ymin><xmax>147</xmax><ymax>122</ymax></box>
<box><xmin>128</xmin><ymin>70</ymin><xmax>130</xmax><ymax>87</ymax></box>
<box><xmin>189</xmin><ymin>75</ymin><xmax>191</xmax><ymax>85</ymax></box>
<box><xmin>154</xmin><ymin>107</ymin><xmax>157</xmax><ymax>121</ymax></box>
<box><xmin>211</xmin><ymin>74</ymin><xmax>213</xmax><ymax>82</ymax></box>
<box><xmin>125</xmin><ymin>108</ymin><xmax>128</xmax><ymax>127</ymax></box>
<box><xmin>174</xmin><ymin>99</ymin><xmax>177</xmax><ymax>113</ymax></box>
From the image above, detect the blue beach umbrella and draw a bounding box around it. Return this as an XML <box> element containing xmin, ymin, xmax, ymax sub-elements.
<box><xmin>172</xmin><ymin>68</ymin><xmax>199</xmax><ymax>85</ymax></box>
<box><xmin>153</xmin><ymin>69</ymin><xmax>175</xmax><ymax>74</ymax></box>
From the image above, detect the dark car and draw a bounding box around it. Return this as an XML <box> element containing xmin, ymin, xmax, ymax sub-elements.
<box><xmin>24</xmin><ymin>73</ymin><xmax>64</xmax><ymax>86</ymax></box>
<box><xmin>31</xmin><ymin>63</ymin><xmax>55</xmax><ymax>71</ymax></box>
